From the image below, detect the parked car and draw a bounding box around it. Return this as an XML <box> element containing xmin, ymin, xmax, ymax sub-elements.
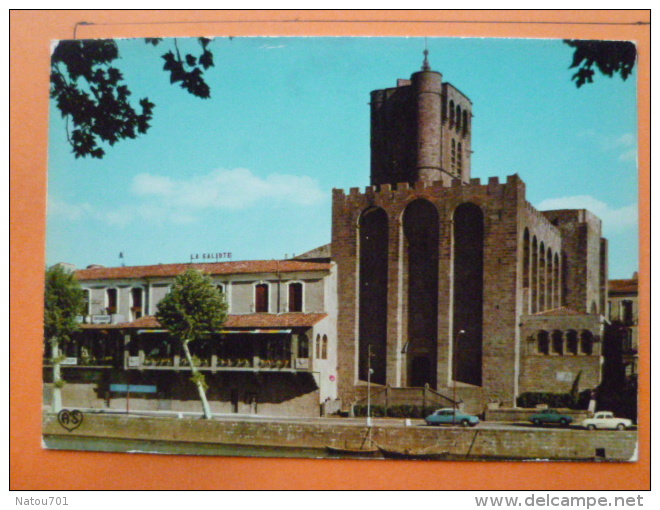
<box><xmin>529</xmin><ymin>408</ymin><xmax>573</xmax><ymax>427</ymax></box>
<box><xmin>425</xmin><ymin>408</ymin><xmax>479</xmax><ymax>427</ymax></box>
<box><xmin>582</xmin><ymin>411</ymin><xmax>633</xmax><ymax>431</ymax></box>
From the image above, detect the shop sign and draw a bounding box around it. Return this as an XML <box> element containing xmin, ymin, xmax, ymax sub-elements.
<box><xmin>92</xmin><ymin>314</ymin><xmax>111</xmax><ymax>324</ymax></box>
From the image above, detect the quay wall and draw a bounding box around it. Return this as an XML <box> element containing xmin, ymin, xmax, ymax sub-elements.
<box><xmin>43</xmin><ymin>413</ymin><xmax>637</xmax><ymax>461</ymax></box>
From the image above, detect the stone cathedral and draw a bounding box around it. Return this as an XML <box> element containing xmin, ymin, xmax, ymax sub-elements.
<box><xmin>331</xmin><ymin>53</ymin><xmax>607</xmax><ymax>411</ymax></box>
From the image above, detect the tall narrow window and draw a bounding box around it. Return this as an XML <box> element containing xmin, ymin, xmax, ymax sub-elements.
<box><xmin>523</xmin><ymin>229</ymin><xmax>531</xmax><ymax>312</ymax></box>
<box><xmin>106</xmin><ymin>288</ymin><xmax>117</xmax><ymax>314</ymax></box>
<box><xmin>321</xmin><ymin>335</ymin><xmax>328</xmax><ymax>360</ymax></box>
<box><xmin>288</xmin><ymin>282</ymin><xmax>303</xmax><ymax>312</ymax></box>
<box><xmin>255</xmin><ymin>283</ymin><xmax>269</xmax><ymax>313</ymax></box>
<box><xmin>622</xmin><ymin>300</ymin><xmax>634</xmax><ymax>325</ymax></box>
<box><xmin>358</xmin><ymin>206</ymin><xmax>388</xmax><ymax>385</ymax></box>
<box><xmin>130</xmin><ymin>287</ymin><xmax>143</xmax><ymax>319</ymax></box>
<box><xmin>539</xmin><ymin>242</ymin><xmax>546</xmax><ymax>311</ymax></box>
<box><xmin>531</xmin><ymin>237</ymin><xmax>538</xmax><ymax>313</ymax></box>
<box><xmin>315</xmin><ymin>334</ymin><xmax>321</xmax><ymax>359</ymax></box>
<box><xmin>405</xmin><ymin>199</ymin><xmax>440</xmax><ymax>388</ymax></box>
<box><xmin>537</xmin><ymin>331</ymin><xmax>549</xmax><ymax>355</ymax></box>
<box><xmin>456</xmin><ymin>105</ymin><xmax>462</xmax><ymax>131</ymax></box>
<box><xmin>451</xmin><ymin>139</ymin><xmax>456</xmax><ymax>172</ymax></box>
<box><xmin>457</xmin><ymin>142</ymin><xmax>463</xmax><ymax>176</ymax></box>
<box><xmin>452</xmin><ymin>202</ymin><xmax>484</xmax><ymax>385</ymax></box>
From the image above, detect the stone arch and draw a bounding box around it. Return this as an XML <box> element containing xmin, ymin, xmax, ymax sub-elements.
<box><xmin>452</xmin><ymin>202</ymin><xmax>484</xmax><ymax>386</ymax></box>
<box><xmin>566</xmin><ymin>330</ymin><xmax>578</xmax><ymax>355</ymax></box>
<box><xmin>358</xmin><ymin>206</ymin><xmax>389</xmax><ymax>384</ymax></box>
<box><xmin>403</xmin><ymin>198</ymin><xmax>440</xmax><ymax>388</ymax></box>
<box><xmin>551</xmin><ymin>329</ymin><xmax>563</xmax><ymax>355</ymax></box>
<box><xmin>537</xmin><ymin>330</ymin><xmax>549</xmax><ymax>355</ymax></box>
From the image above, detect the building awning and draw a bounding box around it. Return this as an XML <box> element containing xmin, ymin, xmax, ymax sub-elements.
<box><xmin>219</xmin><ymin>329</ymin><xmax>292</xmax><ymax>334</ymax></box>
<box><xmin>82</xmin><ymin>313</ymin><xmax>327</xmax><ymax>331</ymax></box>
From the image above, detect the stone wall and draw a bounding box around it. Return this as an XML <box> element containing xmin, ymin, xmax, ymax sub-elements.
<box><xmin>519</xmin><ymin>313</ymin><xmax>604</xmax><ymax>394</ymax></box>
<box><xmin>43</xmin><ymin>413</ymin><xmax>637</xmax><ymax>461</ymax></box>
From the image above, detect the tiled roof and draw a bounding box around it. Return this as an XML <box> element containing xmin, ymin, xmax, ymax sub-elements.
<box><xmin>81</xmin><ymin>313</ymin><xmax>327</xmax><ymax>330</ymax></box>
<box><xmin>75</xmin><ymin>260</ymin><xmax>331</xmax><ymax>281</ymax></box>
<box><xmin>533</xmin><ymin>307</ymin><xmax>583</xmax><ymax>316</ymax></box>
<box><xmin>609</xmin><ymin>278</ymin><xmax>638</xmax><ymax>295</ymax></box>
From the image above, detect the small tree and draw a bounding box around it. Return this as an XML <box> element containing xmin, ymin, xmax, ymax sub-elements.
<box><xmin>156</xmin><ymin>269</ymin><xmax>227</xmax><ymax>419</ymax></box>
<box><xmin>44</xmin><ymin>265</ymin><xmax>85</xmax><ymax>412</ymax></box>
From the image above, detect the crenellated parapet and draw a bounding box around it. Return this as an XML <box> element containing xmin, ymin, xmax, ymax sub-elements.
<box><xmin>333</xmin><ymin>174</ymin><xmax>524</xmax><ymax>218</ymax></box>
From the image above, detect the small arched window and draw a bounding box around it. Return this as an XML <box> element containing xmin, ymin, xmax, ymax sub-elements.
<box><xmin>449</xmin><ymin>100</ymin><xmax>455</xmax><ymax>125</ymax></box>
<box><xmin>580</xmin><ymin>330</ymin><xmax>594</xmax><ymax>355</ymax></box>
<box><xmin>315</xmin><ymin>334</ymin><xmax>321</xmax><ymax>359</ymax></box>
<box><xmin>462</xmin><ymin>110</ymin><xmax>469</xmax><ymax>135</ymax></box>
<box><xmin>551</xmin><ymin>330</ymin><xmax>563</xmax><ymax>355</ymax></box>
<box><xmin>537</xmin><ymin>330</ymin><xmax>549</xmax><ymax>355</ymax></box>
<box><xmin>130</xmin><ymin>287</ymin><xmax>144</xmax><ymax>319</ymax></box>
<box><xmin>566</xmin><ymin>330</ymin><xmax>578</xmax><ymax>355</ymax></box>
<box><xmin>321</xmin><ymin>335</ymin><xmax>328</xmax><ymax>360</ymax></box>
<box><xmin>288</xmin><ymin>282</ymin><xmax>303</xmax><ymax>312</ymax></box>
<box><xmin>456</xmin><ymin>105</ymin><xmax>462</xmax><ymax>131</ymax></box>
<box><xmin>255</xmin><ymin>283</ymin><xmax>269</xmax><ymax>313</ymax></box>
<box><xmin>106</xmin><ymin>288</ymin><xmax>117</xmax><ymax>314</ymax></box>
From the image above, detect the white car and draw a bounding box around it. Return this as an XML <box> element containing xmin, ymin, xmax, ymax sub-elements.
<box><xmin>582</xmin><ymin>411</ymin><xmax>633</xmax><ymax>431</ymax></box>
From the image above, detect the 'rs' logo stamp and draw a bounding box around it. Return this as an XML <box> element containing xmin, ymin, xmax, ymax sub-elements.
<box><xmin>57</xmin><ymin>409</ymin><xmax>84</xmax><ymax>432</ymax></box>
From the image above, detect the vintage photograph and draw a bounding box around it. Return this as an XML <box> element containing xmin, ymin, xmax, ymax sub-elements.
<box><xmin>42</xmin><ymin>36</ymin><xmax>639</xmax><ymax>461</ymax></box>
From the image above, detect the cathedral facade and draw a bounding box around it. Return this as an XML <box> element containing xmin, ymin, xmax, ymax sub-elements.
<box><xmin>332</xmin><ymin>56</ymin><xmax>607</xmax><ymax>412</ymax></box>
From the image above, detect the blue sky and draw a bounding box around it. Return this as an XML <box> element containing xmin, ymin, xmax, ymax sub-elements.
<box><xmin>46</xmin><ymin>37</ymin><xmax>638</xmax><ymax>278</ymax></box>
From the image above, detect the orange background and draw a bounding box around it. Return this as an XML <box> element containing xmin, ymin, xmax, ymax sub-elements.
<box><xmin>10</xmin><ymin>10</ymin><xmax>650</xmax><ymax>490</ymax></box>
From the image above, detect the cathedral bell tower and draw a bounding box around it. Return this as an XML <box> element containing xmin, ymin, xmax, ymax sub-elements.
<box><xmin>369</xmin><ymin>50</ymin><xmax>472</xmax><ymax>187</ymax></box>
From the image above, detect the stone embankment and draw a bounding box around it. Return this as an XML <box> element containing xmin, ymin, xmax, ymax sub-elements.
<box><xmin>42</xmin><ymin>412</ymin><xmax>637</xmax><ymax>461</ymax></box>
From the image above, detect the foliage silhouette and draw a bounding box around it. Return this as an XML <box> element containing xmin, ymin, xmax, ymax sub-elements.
<box><xmin>50</xmin><ymin>38</ymin><xmax>214</xmax><ymax>159</ymax></box>
<box><xmin>564</xmin><ymin>40</ymin><xmax>637</xmax><ymax>88</ymax></box>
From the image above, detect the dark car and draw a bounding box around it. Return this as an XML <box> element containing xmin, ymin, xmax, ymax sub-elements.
<box><xmin>529</xmin><ymin>409</ymin><xmax>573</xmax><ymax>427</ymax></box>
